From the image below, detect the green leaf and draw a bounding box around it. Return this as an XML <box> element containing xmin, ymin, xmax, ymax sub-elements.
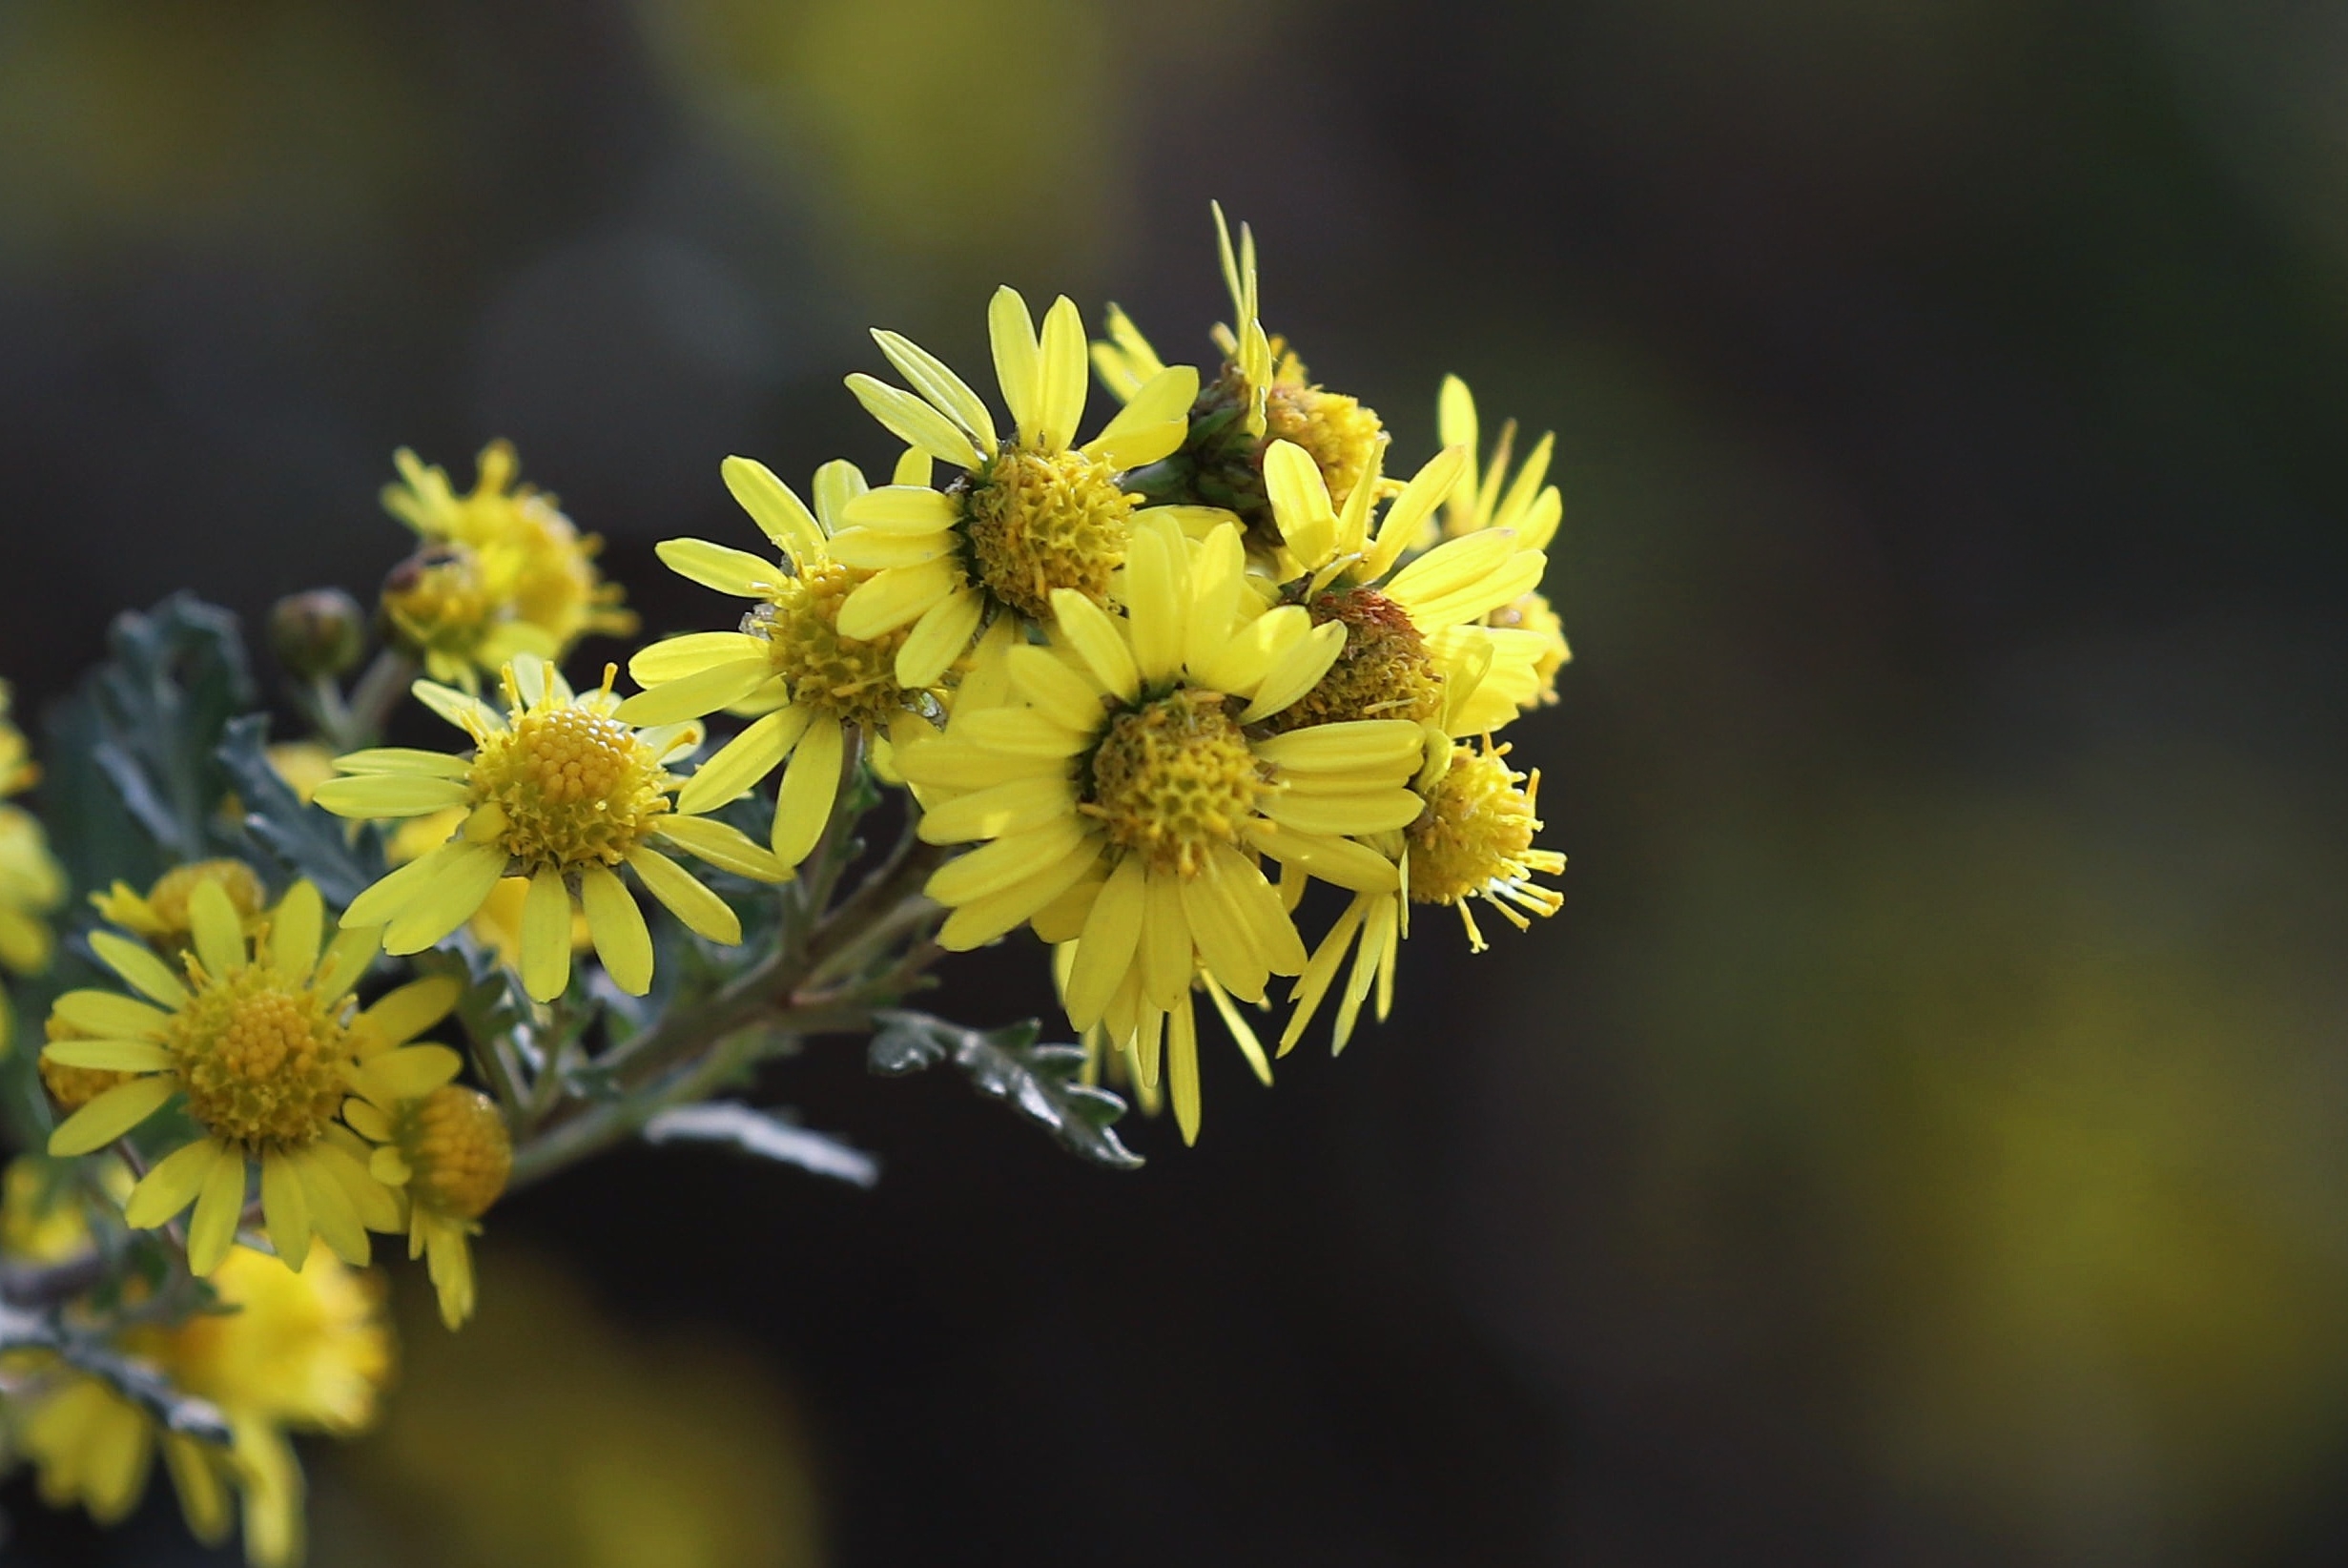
<box><xmin>73</xmin><ymin>594</ymin><xmax>257</xmax><ymax>866</ymax></box>
<box><xmin>869</xmin><ymin>1010</ymin><xmax>1143</xmax><ymax>1169</ymax></box>
<box><xmin>642</xmin><ymin>1101</ymin><xmax>878</xmax><ymax>1186</ymax></box>
<box><xmin>216</xmin><ymin>714</ymin><xmax>384</xmax><ymax>907</ymax></box>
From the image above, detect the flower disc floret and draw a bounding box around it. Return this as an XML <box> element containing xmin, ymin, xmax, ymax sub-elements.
<box><xmin>1265</xmin><ymin>588</ymin><xmax>1443</xmax><ymax>732</ymax></box>
<box><xmin>1406</xmin><ymin>742</ymin><xmax>1567</xmax><ymax>947</ymax></box>
<box><xmin>960</xmin><ymin>448</ymin><xmax>1134</xmax><ymax>620</ymax></box>
<box><xmin>394</xmin><ymin>1085</ymin><xmax>510</xmax><ymax>1221</ymax></box>
<box><xmin>1265</xmin><ymin>376</ymin><xmax>1384</xmax><ymax>515</ymax></box>
<box><xmin>1084</xmin><ymin>691</ymin><xmax>1262</xmax><ymax>877</ymax></box>
<box><xmin>753</xmin><ymin>559</ymin><xmax>915</xmax><ymax>730</ymax></box>
<box><xmin>172</xmin><ymin>971</ymin><xmax>351</xmax><ymax>1148</ymax></box>
<box><xmin>470</xmin><ymin>703</ymin><xmax>667</xmax><ymax>873</ymax></box>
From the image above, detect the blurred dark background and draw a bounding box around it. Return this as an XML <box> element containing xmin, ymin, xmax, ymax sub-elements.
<box><xmin>7</xmin><ymin>0</ymin><xmax>2348</xmax><ymax>1562</ymax></box>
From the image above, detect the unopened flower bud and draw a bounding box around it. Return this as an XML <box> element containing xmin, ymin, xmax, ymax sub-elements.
<box><xmin>269</xmin><ymin>588</ymin><xmax>366</xmax><ymax>678</ymax></box>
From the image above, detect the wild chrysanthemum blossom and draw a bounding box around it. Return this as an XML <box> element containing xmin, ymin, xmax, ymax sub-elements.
<box><xmin>1095</xmin><ymin>207</ymin><xmax>1390</xmax><ymax>535</ymax></box>
<box><xmin>900</xmin><ymin>514</ymin><xmax>1423</xmax><ymax>1141</ymax></box>
<box><xmin>833</xmin><ymin>287</ymin><xmax>1200</xmax><ymax>631</ymax></box>
<box><xmin>612</xmin><ymin>453</ymin><xmax>953</xmax><ymax>872</ymax></box>
<box><xmin>345</xmin><ymin>1082</ymin><xmax>510</xmax><ymax>1330</ymax></box>
<box><xmin>39</xmin><ymin>879</ymin><xmax>433</xmax><ymax>1273</ymax></box>
<box><xmin>7</xmin><ymin>1165</ymin><xmax>392</xmax><ymax>1568</ymax></box>
<box><xmin>1255</xmin><ymin>439</ymin><xmax>1547</xmax><ymax>738</ymax></box>
<box><xmin>380</xmin><ymin>441</ymin><xmax>636</xmax><ymax>690</ymax></box>
<box><xmin>1434</xmin><ymin>375</ymin><xmax>1571</xmax><ymax>710</ymax></box>
<box><xmin>90</xmin><ymin>859</ymin><xmax>268</xmax><ymax>951</ymax></box>
<box><xmin>1285</xmin><ymin>738</ymin><xmax>1565</xmax><ymax>1054</ymax></box>
<box><xmin>315</xmin><ymin>654</ymin><xmax>784</xmax><ymax>1001</ymax></box>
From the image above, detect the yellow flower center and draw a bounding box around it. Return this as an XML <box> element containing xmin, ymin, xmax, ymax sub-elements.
<box><xmin>960</xmin><ymin>448</ymin><xmax>1133</xmax><ymax>620</ymax></box>
<box><xmin>396</xmin><ymin>1085</ymin><xmax>511</xmax><ymax>1221</ymax></box>
<box><xmin>1406</xmin><ymin>746</ymin><xmax>1562</xmax><ymax>913</ymax></box>
<box><xmin>382</xmin><ymin>546</ymin><xmax>496</xmax><ymax>655</ymax></box>
<box><xmin>1083</xmin><ymin>690</ymin><xmax>1263</xmax><ymax>877</ymax></box>
<box><xmin>140</xmin><ymin>860</ymin><xmax>268</xmax><ymax>943</ymax></box>
<box><xmin>469</xmin><ymin>705</ymin><xmax>667</xmax><ymax>873</ymax></box>
<box><xmin>752</xmin><ymin>560</ymin><xmax>920</xmax><ymax>726</ymax></box>
<box><xmin>1265</xmin><ymin>381</ymin><xmax>1384</xmax><ymax>513</ymax></box>
<box><xmin>1266</xmin><ymin>588</ymin><xmax>1444</xmax><ymax>732</ymax></box>
<box><xmin>171</xmin><ymin>969</ymin><xmax>354</xmax><ymax>1148</ymax></box>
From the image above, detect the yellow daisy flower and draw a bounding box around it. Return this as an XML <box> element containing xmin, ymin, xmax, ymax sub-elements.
<box><xmin>898</xmin><ymin>513</ymin><xmax>1424</xmax><ymax>1141</ymax></box>
<box><xmin>10</xmin><ymin>1216</ymin><xmax>393</xmax><ymax>1568</ymax></box>
<box><xmin>1284</xmin><ymin>738</ymin><xmax>1565</xmax><ymax>1054</ymax></box>
<box><xmin>314</xmin><ymin>655</ymin><xmax>784</xmax><ymax>1002</ymax></box>
<box><xmin>1094</xmin><ymin>206</ymin><xmax>1389</xmax><ymax>532</ymax></box>
<box><xmin>89</xmin><ymin>858</ymin><xmax>268</xmax><ymax>952</ymax></box>
<box><xmin>831</xmin><ymin>286</ymin><xmax>1199</xmax><ymax>633</ymax></box>
<box><xmin>40</xmin><ymin>877</ymin><xmax>435</xmax><ymax>1274</ymax></box>
<box><xmin>1434</xmin><ymin>375</ymin><xmax>1571</xmax><ymax>710</ymax></box>
<box><xmin>1255</xmin><ymin>437</ymin><xmax>1547</xmax><ymax>738</ymax></box>
<box><xmin>610</xmin><ymin>452</ymin><xmax>956</xmax><ymax>874</ymax></box>
<box><xmin>379</xmin><ymin>441</ymin><xmax>637</xmax><ymax>690</ymax></box>
<box><xmin>344</xmin><ymin>1083</ymin><xmax>510</xmax><ymax>1331</ymax></box>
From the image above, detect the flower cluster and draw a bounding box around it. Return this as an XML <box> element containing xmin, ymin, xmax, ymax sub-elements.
<box><xmin>0</xmin><ymin>203</ymin><xmax>1571</xmax><ymax>1564</ymax></box>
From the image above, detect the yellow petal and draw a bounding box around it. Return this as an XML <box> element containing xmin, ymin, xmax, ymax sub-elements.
<box><xmin>873</xmin><ymin>328</ymin><xmax>997</xmax><ymax>451</ymax></box>
<box><xmin>811</xmin><ymin>456</ymin><xmax>871</xmax><ymax>534</ymax></box>
<box><xmin>579</xmin><ymin>863</ymin><xmax>654</xmax><ymax>995</ymax></box>
<box><xmin>1262</xmin><ymin>440</ymin><xmax>1337</xmax><ymax>566</ymax></box>
<box><xmin>1254</xmin><ymin>719</ymin><xmax>1424</xmax><ymax>774</ymax></box>
<box><xmin>723</xmin><ymin>455</ymin><xmax>826</xmax><ymax>562</ymax></box>
<box><xmin>823</xmin><ymin>526</ymin><xmax>958</xmax><ymax>570</ymax></box>
<box><xmin>610</xmin><ymin>657</ymin><xmax>773</xmax><ymax>726</ymax></box>
<box><xmin>836</xmin><ymin>559</ymin><xmax>960</xmax><ymax>640</ymax></box>
<box><xmin>1048</xmin><ymin>588</ymin><xmax>1140</xmax><ymax>701</ymax></box>
<box><xmin>260</xmin><ymin>1149</ymin><xmax>311</xmax><ymax>1270</ymax></box>
<box><xmin>630</xmin><ymin>631</ymin><xmax>769</xmax><ymax>686</ymax></box>
<box><xmin>48</xmin><ymin>1075</ymin><xmax>176</xmax><ymax>1156</ymax></box>
<box><xmin>330</xmin><ymin>747</ymin><xmax>470</xmax><ymax>777</ymax></box>
<box><xmin>51</xmin><ymin>989</ymin><xmax>171</xmax><ymax>1040</ymax></box>
<box><xmin>354</xmin><ymin>974</ymin><xmax>462</xmax><ymax>1053</ymax></box>
<box><xmin>521</xmin><ymin>866</ymin><xmax>572</xmax><ymax>1001</ymax></box>
<box><xmin>1241</xmin><ymin>822</ymin><xmax>1398</xmax><ymax>895</ymax></box>
<box><xmin>1167</xmin><ymin>997</ymin><xmax>1202</xmax><ymax>1145</ymax></box>
<box><xmin>1257</xmin><ymin>787</ymin><xmax>1425</xmax><ymax>836</ymax></box>
<box><xmin>187</xmin><ymin>1147</ymin><xmax>249</xmax><ymax>1274</ymax></box>
<box><xmin>1079</xmin><ymin>363</ymin><xmax>1198</xmax><ymax>469</ymax></box>
<box><xmin>187</xmin><ymin>878</ymin><xmax>245</xmax><ymax>979</ymax></box>
<box><xmin>676</xmin><ymin>704</ymin><xmax>813</xmax><ymax>815</ymax></box>
<box><xmin>313</xmin><ymin>773</ymin><xmax>473</xmax><ymax>818</ymax></box>
<box><xmin>651</xmin><ymin>815</ymin><xmax>792</xmax><ymax>882</ymax></box>
<box><xmin>915</xmin><ymin>774</ymin><xmax>1078</xmax><ymax>844</ymax></box>
<box><xmin>1006</xmin><ymin>645</ymin><xmax>1107</xmax><ymax>732</ymax></box>
<box><xmin>350</xmin><ymin>1044</ymin><xmax>463</xmax><ymax>1102</ymax></box>
<box><xmin>926</xmin><ymin>815</ymin><xmax>1093</xmax><ymax>906</ymax></box>
<box><xmin>90</xmin><ymin>930</ymin><xmax>188</xmax><ymax>1006</ymax></box>
<box><xmin>272</xmin><ymin>879</ymin><xmax>323</xmax><ymax>975</ymax></box>
<box><xmin>988</xmin><ymin>285</ymin><xmax>1043</xmax><ymax>445</ymax></box>
<box><xmin>1122</xmin><ymin>518</ymin><xmax>1187</xmax><ymax>684</ymax></box>
<box><xmin>1065</xmin><ymin>855</ymin><xmax>1146</xmax><ymax>1028</ymax></box>
<box><xmin>935</xmin><ymin>845</ymin><xmax>1102</xmax><ymax>950</ymax></box>
<box><xmin>846</xmin><ymin>372</ymin><xmax>985</xmax><ymax>467</ymax></box>
<box><xmin>628</xmin><ymin>846</ymin><xmax>741</xmax><ymax>943</ymax></box>
<box><xmin>1238</xmin><ymin>619</ymin><xmax>1347</xmax><ymax>723</ymax></box>
<box><xmin>896</xmin><ymin>586</ymin><xmax>985</xmax><ymax>690</ymax></box>
<box><xmin>772</xmin><ymin>713</ymin><xmax>844</xmax><ymax>869</ymax></box>
<box><xmin>1035</xmin><ymin>295</ymin><xmax>1089</xmax><ymax>452</ymax></box>
<box><xmin>124</xmin><ymin>1138</ymin><xmax>222</xmax><ymax>1228</ymax></box>
<box><xmin>43</xmin><ymin>1039</ymin><xmax>173</xmax><ymax>1071</ymax></box>
<box><xmin>382</xmin><ymin>843</ymin><xmax>509</xmax><ymax>956</ymax></box>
